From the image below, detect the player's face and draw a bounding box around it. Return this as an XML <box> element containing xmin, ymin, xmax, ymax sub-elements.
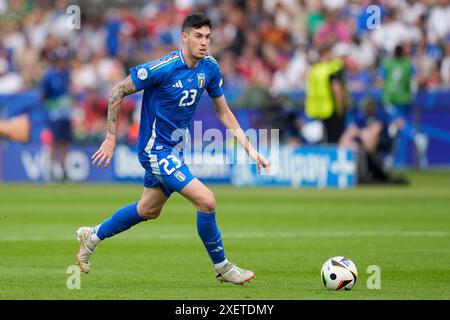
<box><xmin>183</xmin><ymin>26</ymin><xmax>211</xmax><ymax>60</ymax></box>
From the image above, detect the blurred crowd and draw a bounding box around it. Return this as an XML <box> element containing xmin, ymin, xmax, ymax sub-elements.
<box><xmin>0</xmin><ymin>0</ymin><xmax>449</xmax><ymax>145</ymax></box>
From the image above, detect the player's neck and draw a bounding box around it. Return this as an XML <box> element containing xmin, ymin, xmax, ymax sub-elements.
<box><xmin>182</xmin><ymin>48</ymin><xmax>200</xmax><ymax>68</ymax></box>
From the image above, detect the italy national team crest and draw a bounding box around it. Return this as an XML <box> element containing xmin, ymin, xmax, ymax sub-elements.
<box><xmin>174</xmin><ymin>170</ymin><xmax>186</xmax><ymax>182</ymax></box>
<box><xmin>197</xmin><ymin>73</ymin><xmax>205</xmax><ymax>88</ymax></box>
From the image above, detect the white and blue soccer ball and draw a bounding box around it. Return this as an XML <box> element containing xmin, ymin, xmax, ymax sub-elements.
<box><xmin>321</xmin><ymin>256</ymin><xmax>358</xmax><ymax>290</ymax></box>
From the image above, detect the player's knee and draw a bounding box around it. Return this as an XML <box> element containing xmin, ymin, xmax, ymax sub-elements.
<box><xmin>197</xmin><ymin>193</ymin><xmax>216</xmax><ymax>213</ymax></box>
<box><xmin>137</xmin><ymin>203</ymin><xmax>162</xmax><ymax>220</ymax></box>
<box><xmin>141</xmin><ymin>207</ymin><xmax>162</xmax><ymax>220</ymax></box>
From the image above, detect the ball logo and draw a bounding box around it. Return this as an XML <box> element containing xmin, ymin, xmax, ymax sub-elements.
<box><xmin>137</xmin><ymin>68</ymin><xmax>148</xmax><ymax>80</ymax></box>
<box><xmin>341</xmin><ymin>260</ymin><xmax>351</xmax><ymax>267</ymax></box>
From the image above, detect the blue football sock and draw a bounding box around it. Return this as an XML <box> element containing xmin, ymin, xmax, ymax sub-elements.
<box><xmin>197</xmin><ymin>211</ymin><xmax>226</xmax><ymax>264</ymax></box>
<box><xmin>95</xmin><ymin>202</ymin><xmax>144</xmax><ymax>240</ymax></box>
<box><xmin>401</xmin><ymin>121</ymin><xmax>417</xmax><ymax>141</ymax></box>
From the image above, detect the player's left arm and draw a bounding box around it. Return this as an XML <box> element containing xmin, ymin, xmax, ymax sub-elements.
<box><xmin>211</xmin><ymin>95</ymin><xmax>270</xmax><ymax>174</ymax></box>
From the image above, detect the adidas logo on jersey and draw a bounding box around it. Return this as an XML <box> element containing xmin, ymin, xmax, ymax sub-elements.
<box><xmin>172</xmin><ymin>80</ymin><xmax>183</xmax><ymax>88</ymax></box>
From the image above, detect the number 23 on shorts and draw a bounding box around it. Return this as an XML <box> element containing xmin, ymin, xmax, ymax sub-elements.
<box><xmin>158</xmin><ymin>155</ymin><xmax>182</xmax><ymax>175</ymax></box>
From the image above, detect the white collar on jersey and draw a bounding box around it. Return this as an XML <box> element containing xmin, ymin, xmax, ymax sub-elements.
<box><xmin>178</xmin><ymin>50</ymin><xmax>185</xmax><ymax>65</ymax></box>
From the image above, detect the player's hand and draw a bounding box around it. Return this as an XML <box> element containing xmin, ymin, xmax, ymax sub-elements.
<box><xmin>92</xmin><ymin>136</ymin><xmax>116</xmax><ymax>169</ymax></box>
<box><xmin>250</xmin><ymin>151</ymin><xmax>270</xmax><ymax>175</ymax></box>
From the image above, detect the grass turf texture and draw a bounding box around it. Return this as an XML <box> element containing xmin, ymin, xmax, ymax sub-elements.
<box><xmin>0</xmin><ymin>170</ymin><xmax>449</xmax><ymax>300</ymax></box>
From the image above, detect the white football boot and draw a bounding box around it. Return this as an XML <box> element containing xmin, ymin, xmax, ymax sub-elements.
<box><xmin>215</xmin><ymin>261</ymin><xmax>255</xmax><ymax>285</ymax></box>
<box><xmin>75</xmin><ymin>227</ymin><xmax>97</xmax><ymax>273</ymax></box>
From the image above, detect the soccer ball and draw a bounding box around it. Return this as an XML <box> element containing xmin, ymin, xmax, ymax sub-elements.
<box><xmin>321</xmin><ymin>256</ymin><xmax>358</xmax><ymax>290</ymax></box>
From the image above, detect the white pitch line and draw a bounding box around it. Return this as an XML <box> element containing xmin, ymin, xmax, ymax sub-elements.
<box><xmin>0</xmin><ymin>230</ymin><xmax>448</xmax><ymax>242</ymax></box>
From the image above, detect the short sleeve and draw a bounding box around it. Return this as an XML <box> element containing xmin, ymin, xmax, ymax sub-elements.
<box><xmin>330</xmin><ymin>68</ymin><xmax>345</xmax><ymax>83</ymax></box>
<box><xmin>206</xmin><ymin>61</ymin><xmax>224</xmax><ymax>99</ymax></box>
<box><xmin>129</xmin><ymin>61</ymin><xmax>166</xmax><ymax>91</ymax></box>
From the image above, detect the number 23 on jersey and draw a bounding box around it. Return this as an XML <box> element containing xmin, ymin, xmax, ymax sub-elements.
<box><xmin>178</xmin><ymin>89</ymin><xmax>197</xmax><ymax>107</ymax></box>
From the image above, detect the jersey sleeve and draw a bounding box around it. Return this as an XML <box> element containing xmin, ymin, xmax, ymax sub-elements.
<box><xmin>330</xmin><ymin>68</ymin><xmax>345</xmax><ymax>83</ymax></box>
<box><xmin>129</xmin><ymin>61</ymin><xmax>166</xmax><ymax>91</ymax></box>
<box><xmin>206</xmin><ymin>61</ymin><xmax>224</xmax><ymax>99</ymax></box>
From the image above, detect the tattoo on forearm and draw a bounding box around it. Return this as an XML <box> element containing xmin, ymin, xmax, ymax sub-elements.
<box><xmin>107</xmin><ymin>76</ymin><xmax>136</xmax><ymax>135</ymax></box>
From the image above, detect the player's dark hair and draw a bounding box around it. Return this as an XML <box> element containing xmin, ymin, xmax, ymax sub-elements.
<box><xmin>182</xmin><ymin>13</ymin><xmax>211</xmax><ymax>32</ymax></box>
<box><xmin>394</xmin><ymin>44</ymin><xmax>404</xmax><ymax>58</ymax></box>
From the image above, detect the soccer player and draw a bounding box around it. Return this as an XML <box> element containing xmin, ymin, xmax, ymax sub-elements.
<box><xmin>382</xmin><ymin>43</ymin><xmax>428</xmax><ymax>168</ymax></box>
<box><xmin>75</xmin><ymin>13</ymin><xmax>270</xmax><ymax>285</ymax></box>
<box><xmin>42</xmin><ymin>49</ymin><xmax>73</xmax><ymax>180</ymax></box>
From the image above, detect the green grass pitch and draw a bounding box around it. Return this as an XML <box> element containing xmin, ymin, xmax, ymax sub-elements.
<box><xmin>0</xmin><ymin>170</ymin><xmax>449</xmax><ymax>299</ymax></box>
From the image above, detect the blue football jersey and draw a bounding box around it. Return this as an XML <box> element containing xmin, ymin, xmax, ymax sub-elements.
<box><xmin>129</xmin><ymin>50</ymin><xmax>224</xmax><ymax>161</ymax></box>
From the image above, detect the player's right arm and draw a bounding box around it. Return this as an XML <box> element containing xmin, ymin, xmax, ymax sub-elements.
<box><xmin>91</xmin><ymin>75</ymin><xmax>137</xmax><ymax>169</ymax></box>
<box><xmin>92</xmin><ymin>56</ymin><xmax>168</xmax><ymax>169</ymax></box>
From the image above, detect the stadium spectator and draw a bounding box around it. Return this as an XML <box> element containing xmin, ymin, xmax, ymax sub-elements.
<box><xmin>314</xmin><ymin>8</ymin><xmax>352</xmax><ymax>48</ymax></box>
<box><xmin>0</xmin><ymin>53</ymin><xmax>24</xmax><ymax>94</ymax></box>
<box><xmin>72</xmin><ymin>88</ymin><xmax>108</xmax><ymax>144</ymax></box>
<box><xmin>339</xmin><ymin>97</ymin><xmax>408</xmax><ymax>184</ymax></box>
<box><xmin>0</xmin><ymin>35</ymin><xmax>24</xmax><ymax>94</ymax></box>
<box><xmin>15</xmin><ymin>34</ymin><xmax>41</xmax><ymax>88</ymax></box>
<box><xmin>41</xmin><ymin>46</ymin><xmax>73</xmax><ymax>181</ymax></box>
<box><xmin>334</xmin><ymin>42</ymin><xmax>373</xmax><ymax>93</ymax></box>
<box><xmin>441</xmin><ymin>42</ymin><xmax>450</xmax><ymax>88</ymax></box>
<box><xmin>0</xmin><ymin>0</ymin><xmax>448</xmax><ymax>153</ymax></box>
<box><xmin>305</xmin><ymin>0</ymin><xmax>325</xmax><ymax>37</ymax></box>
<box><xmin>305</xmin><ymin>43</ymin><xmax>350</xmax><ymax>143</ymax></box>
<box><xmin>427</xmin><ymin>0</ymin><xmax>450</xmax><ymax>43</ymax></box>
<box><xmin>217</xmin><ymin>49</ymin><xmax>247</xmax><ymax>93</ymax></box>
<box><xmin>371</xmin><ymin>7</ymin><xmax>421</xmax><ymax>55</ymax></box>
<box><xmin>0</xmin><ymin>0</ymin><xmax>448</xmax><ymax>94</ymax></box>
<box><xmin>270</xmin><ymin>47</ymin><xmax>309</xmax><ymax>94</ymax></box>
